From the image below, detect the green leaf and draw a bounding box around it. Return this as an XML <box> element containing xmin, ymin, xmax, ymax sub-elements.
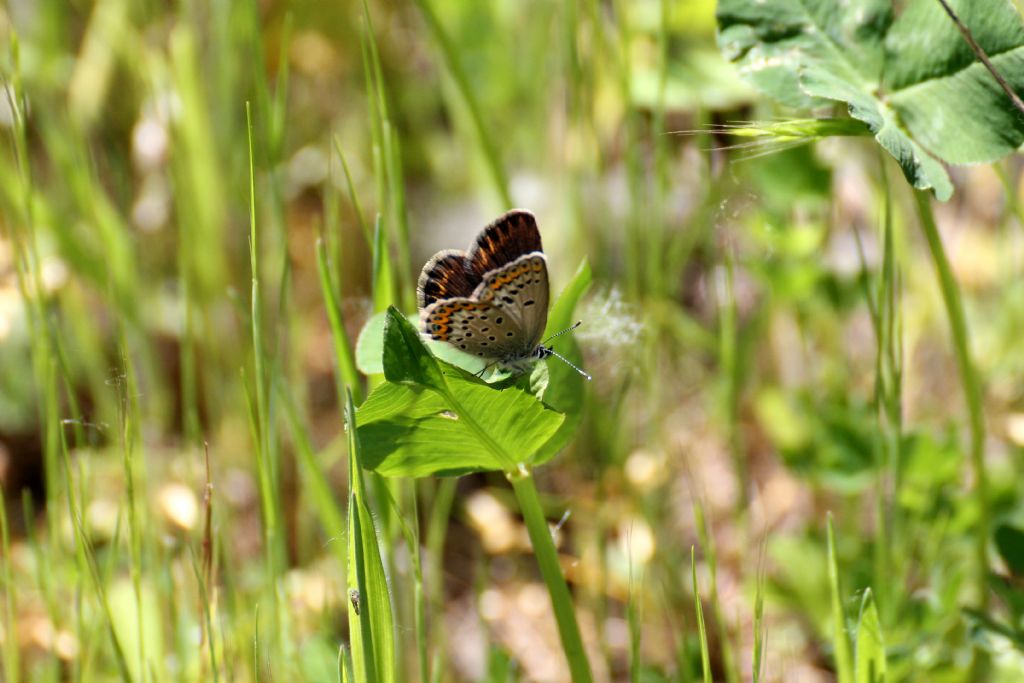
<box><xmin>346</xmin><ymin>391</ymin><xmax>396</xmax><ymax>683</ymax></box>
<box><xmin>717</xmin><ymin>0</ymin><xmax>890</xmax><ymax>109</ymax></box>
<box><xmin>854</xmin><ymin>590</ymin><xmax>886</xmax><ymax>683</ymax></box>
<box><xmin>382</xmin><ymin>305</ymin><xmax>446</xmax><ymax>388</ymax></box>
<box><xmin>357</xmin><ymin>369</ymin><xmax>565</xmax><ymax>477</ymax></box>
<box><xmin>357</xmin><ymin>309</ymin><xmax>565</xmax><ymax>476</ymax></box>
<box><xmin>354</xmin><ymin>265</ymin><xmax>593</xmax><ymax>477</ymax></box>
<box><xmin>826</xmin><ymin>514</ymin><xmax>854</xmax><ymax>683</ymax></box>
<box><xmin>717</xmin><ymin>0</ymin><xmax>1024</xmax><ymax>200</ymax></box>
<box><xmin>883</xmin><ymin>0</ymin><xmax>1024</xmax><ymax>165</ymax></box>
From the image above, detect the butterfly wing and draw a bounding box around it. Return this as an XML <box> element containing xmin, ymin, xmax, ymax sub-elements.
<box><xmin>421</xmin><ymin>254</ymin><xmax>550</xmax><ymax>361</ymax></box>
<box><xmin>473</xmin><ymin>253</ymin><xmax>549</xmax><ymax>352</ymax></box>
<box><xmin>422</xmin><ymin>299</ymin><xmax>528</xmax><ymax>360</ymax></box>
<box><xmin>417</xmin><ymin>249</ymin><xmax>478</xmax><ymax>309</ymax></box>
<box><xmin>465</xmin><ymin>210</ymin><xmax>543</xmax><ymax>281</ymax></box>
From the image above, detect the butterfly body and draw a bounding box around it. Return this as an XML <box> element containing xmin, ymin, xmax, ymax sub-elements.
<box><xmin>418</xmin><ymin>210</ymin><xmax>552</xmax><ymax>373</ymax></box>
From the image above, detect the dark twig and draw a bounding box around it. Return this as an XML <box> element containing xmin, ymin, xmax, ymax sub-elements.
<box><xmin>935</xmin><ymin>0</ymin><xmax>1024</xmax><ymax>117</ymax></box>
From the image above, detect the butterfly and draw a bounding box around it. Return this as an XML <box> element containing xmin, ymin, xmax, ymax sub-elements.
<box><xmin>417</xmin><ymin>209</ymin><xmax>590</xmax><ymax>379</ymax></box>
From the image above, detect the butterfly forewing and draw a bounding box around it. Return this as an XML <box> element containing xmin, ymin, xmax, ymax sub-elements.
<box><xmin>466</xmin><ymin>210</ymin><xmax>543</xmax><ymax>281</ymax></box>
<box><xmin>474</xmin><ymin>253</ymin><xmax>549</xmax><ymax>351</ymax></box>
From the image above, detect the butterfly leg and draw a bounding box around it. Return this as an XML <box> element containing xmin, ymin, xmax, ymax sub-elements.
<box><xmin>476</xmin><ymin>359</ymin><xmax>500</xmax><ymax>379</ymax></box>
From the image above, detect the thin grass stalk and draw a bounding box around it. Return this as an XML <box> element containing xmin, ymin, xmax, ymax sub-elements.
<box><xmin>65</xmin><ymin>456</ymin><xmax>133</xmax><ymax>682</ymax></box>
<box><xmin>332</xmin><ymin>138</ymin><xmax>373</xmax><ymax>248</ymax></box>
<box><xmin>409</xmin><ymin>485</ymin><xmax>428</xmax><ymax>683</ymax></box>
<box><xmin>424</xmin><ymin>477</ymin><xmax>456</xmax><ymax>672</ymax></box>
<box><xmin>246</xmin><ymin>102</ymin><xmax>283</xmax><ymax>630</ymax></box>
<box><xmin>718</xmin><ymin>249</ymin><xmax>748</xmax><ymax>515</ymax></box>
<box><xmin>360</xmin><ymin>21</ymin><xmax>387</xmax><ymax>242</ymax></box>
<box><xmin>613</xmin><ymin>0</ymin><xmax>644</xmax><ymax>297</ymax></box>
<box><xmin>913</xmin><ymin>190</ymin><xmax>989</xmax><ymax>608</ymax></box>
<box><xmin>316</xmin><ymin>238</ymin><xmax>363</xmax><ymax>404</ymax></box>
<box><xmin>827</xmin><ymin>514</ymin><xmax>854</xmax><ymax>683</ymax></box>
<box><xmin>691</xmin><ymin>547</ymin><xmax>712</xmax><ymax>683</ymax></box>
<box><xmin>359</xmin><ymin>0</ymin><xmax>412</xmax><ymax>309</ymax></box>
<box><xmin>694</xmin><ymin>500</ymin><xmax>738</xmax><ymax>683</ymax></box>
<box><xmin>410</xmin><ymin>0</ymin><xmax>513</xmax><ymax>207</ymax></box>
<box><xmin>114</xmin><ymin>345</ymin><xmax>147</xmax><ymax>680</ymax></box>
<box><xmin>508</xmin><ymin>469</ymin><xmax>594</xmax><ymax>683</ymax></box>
<box><xmin>752</xmin><ymin>543</ymin><xmax>766</xmax><ymax>683</ymax></box>
<box><xmin>0</xmin><ymin>486</ymin><xmax>18</xmax><ymax>683</ymax></box>
<box><xmin>384</xmin><ymin>122</ymin><xmax>413</xmax><ymax>312</ymax></box>
<box><xmin>189</xmin><ymin>544</ymin><xmax>220</xmax><ymax>683</ymax></box>
<box><xmin>627</xmin><ymin>563</ymin><xmax>642</xmax><ymax>683</ymax></box>
<box><xmin>380</xmin><ymin>483</ymin><xmax>428</xmax><ymax>683</ymax></box>
<box><xmin>4</xmin><ymin>32</ymin><xmax>66</xmax><ymax>550</ymax></box>
<box><xmin>649</xmin><ymin>0</ymin><xmax>673</xmax><ymax>298</ymax></box>
<box><xmin>253</xmin><ymin>605</ymin><xmax>262</xmax><ymax>682</ymax></box>
<box><xmin>875</xmin><ymin>167</ymin><xmax>902</xmax><ymax>616</ymax></box>
<box><xmin>200</xmin><ymin>444</ymin><xmax>219</xmax><ymax>681</ymax></box>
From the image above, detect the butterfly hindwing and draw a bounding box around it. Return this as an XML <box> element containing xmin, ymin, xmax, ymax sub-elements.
<box><xmin>416</xmin><ymin>249</ymin><xmax>479</xmax><ymax>309</ymax></box>
<box><xmin>473</xmin><ymin>253</ymin><xmax>549</xmax><ymax>352</ymax></box>
<box><xmin>422</xmin><ymin>299</ymin><xmax>526</xmax><ymax>360</ymax></box>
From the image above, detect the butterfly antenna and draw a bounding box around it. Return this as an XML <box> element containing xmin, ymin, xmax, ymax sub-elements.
<box><xmin>545</xmin><ymin>347</ymin><xmax>592</xmax><ymax>381</ymax></box>
<box><xmin>542</xmin><ymin>320</ymin><xmax>583</xmax><ymax>345</ymax></box>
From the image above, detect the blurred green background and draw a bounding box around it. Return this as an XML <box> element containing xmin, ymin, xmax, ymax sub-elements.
<box><xmin>2</xmin><ymin>0</ymin><xmax>1024</xmax><ymax>681</ymax></box>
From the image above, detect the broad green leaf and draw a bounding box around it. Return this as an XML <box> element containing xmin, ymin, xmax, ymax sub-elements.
<box><xmin>382</xmin><ymin>305</ymin><xmax>446</xmax><ymax>389</ymax></box>
<box><xmin>717</xmin><ymin>0</ymin><xmax>890</xmax><ymax>109</ymax></box>
<box><xmin>357</xmin><ymin>367</ymin><xmax>565</xmax><ymax>476</ymax></box>
<box><xmin>357</xmin><ymin>310</ymin><xmax>564</xmax><ymax>476</ymax></box>
<box><xmin>884</xmin><ymin>0</ymin><xmax>1024</xmax><ymax>164</ymax></box>
<box><xmin>346</xmin><ymin>392</ymin><xmax>396</xmax><ymax>683</ymax></box>
<box><xmin>854</xmin><ymin>590</ymin><xmax>886</xmax><ymax>683</ymax></box>
<box><xmin>799</xmin><ymin>67</ymin><xmax>953</xmax><ymax>200</ymax></box>
<box><xmin>717</xmin><ymin>0</ymin><xmax>1024</xmax><ymax>200</ymax></box>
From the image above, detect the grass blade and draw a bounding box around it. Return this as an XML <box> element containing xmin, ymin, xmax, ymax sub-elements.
<box><xmin>854</xmin><ymin>589</ymin><xmax>886</xmax><ymax>683</ymax></box>
<box><xmin>691</xmin><ymin>546</ymin><xmax>712</xmax><ymax>683</ymax></box>
<box><xmin>409</xmin><ymin>0</ymin><xmax>513</xmax><ymax>207</ymax></box>
<box><xmin>827</xmin><ymin>514</ymin><xmax>854</xmax><ymax>683</ymax></box>
<box><xmin>346</xmin><ymin>390</ymin><xmax>397</xmax><ymax>682</ymax></box>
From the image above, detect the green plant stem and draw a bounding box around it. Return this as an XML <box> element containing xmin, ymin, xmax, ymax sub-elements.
<box><xmin>913</xmin><ymin>190</ymin><xmax>989</xmax><ymax>608</ymax></box>
<box><xmin>508</xmin><ymin>469</ymin><xmax>593</xmax><ymax>683</ymax></box>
